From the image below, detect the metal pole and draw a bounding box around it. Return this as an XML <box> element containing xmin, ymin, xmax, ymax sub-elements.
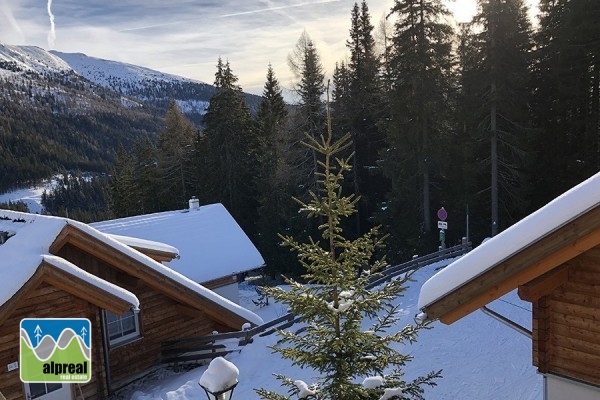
<box><xmin>480</xmin><ymin>306</ymin><xmax>531</xmax><ymax>338</ymax></box>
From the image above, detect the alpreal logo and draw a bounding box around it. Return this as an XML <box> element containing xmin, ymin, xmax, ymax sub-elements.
<box><xmin>20</xmin><ymin>318</ymin><xmax>91</xmax><ymax>383</ymax></box>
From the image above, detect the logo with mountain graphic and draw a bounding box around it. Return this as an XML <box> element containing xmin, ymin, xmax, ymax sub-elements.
<box><xmin>20</xmin><ymin>318</ymin><xmax>91</xmax><ymax>383</ymax></box>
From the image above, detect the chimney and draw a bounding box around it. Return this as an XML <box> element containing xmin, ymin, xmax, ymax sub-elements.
<box><xmin>189</xmin><ymin>196</ymin><xmax>200</xmax><ymax>210</ymax></box>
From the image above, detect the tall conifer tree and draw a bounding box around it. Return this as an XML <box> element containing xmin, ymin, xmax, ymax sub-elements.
<box><xmin>257</xmin><ymin>99</ymin><xmax>440</xmax><ymax>400</ymax></box>
<box><xmin>156</xmin><ymin>100</ymin><xmax>196</xmax><ymax>210</ymax></box>
<box><xmin>255</xmin><ymin>64</ymin><xmax>297</xmax><ymax>277</ymax></box>
<box><xmin>345</xmin><ymin>1</ymin><xmax>386</xmax><ymax>237</ymax></box>
<box><xmin>203</xmin><ymin>58</ymin><xmax>259</xmax><ymax>233</ymax></box>
<box><xmin>381</xmin><ymin>0</ymin><xmax>454</xmax><ymax>255</ymax></box>
<box><xmin>470</xmin><ymin>0</ymin><xmax>533</xmax><ymax>236</ymax></box>
<box><xmin>288</xmin><ymin>31</ymin><xmax>326</xmax><ymax>194</ymax></box>
<box><xmin>531</xmin><ymin>0</ymin><xmax>600</xmax><ymax>208</ymax></box>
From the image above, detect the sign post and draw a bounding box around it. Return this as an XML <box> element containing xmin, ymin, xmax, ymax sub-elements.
<box><xmin>437</xmin><ymin>207</ymin><xmax>448</xmax><ymax>249</ymax></box>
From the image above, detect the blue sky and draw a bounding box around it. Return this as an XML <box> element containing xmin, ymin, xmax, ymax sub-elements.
<box><xmin>0</xmin><ymin>0</ymin><xmax>538</xmax><ymax>97</ymax></box>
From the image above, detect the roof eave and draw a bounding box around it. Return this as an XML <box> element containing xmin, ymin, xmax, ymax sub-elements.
<box><xmin>422</xmin><ymin>205</ymin><xmax>600</xmax><ymax>325</ymax></box>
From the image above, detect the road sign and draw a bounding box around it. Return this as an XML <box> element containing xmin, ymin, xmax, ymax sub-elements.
<box><xmin>438</xmin><ymin>221</ymin><xmax>448</xmax><ymax>229</ymax></box>
<box><xmin>437</xmin><ymin>207</ymin><xmax>448</xmax><ymax>221</ymax></box>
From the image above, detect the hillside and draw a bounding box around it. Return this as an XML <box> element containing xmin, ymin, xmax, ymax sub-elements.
<box><xmin>0</xmin><ymin>43</ymin><xmax>260</xmax><ymax>194</ymax></box>
<box><xmin>0</xmin><ymin>44</ymin><xmax>162</xmax><ymax>193</ymax></box>
<box><xmin>51</xmin><ymin>51</ymin><xmax>262</xmax><ymax>123</ymax></box>
<box><xmin>50</xmin><ymin>51</ymin><xmax>216</xmax><ymax>124</ymax></box>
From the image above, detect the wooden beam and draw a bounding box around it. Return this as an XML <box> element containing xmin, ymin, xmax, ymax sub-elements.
<box><xmin>129</xmin><ymin>246</ymin><xmax>177</xmax><ymax>263</ymax></box>
<box><xmin>518</xmin><ymin>264</ymin><xmax>571</xmax><ymax>302</ymax></box>
<box><xmin>426</xmin><ymin>205</ymin><xmax>600</xmax><ymax>324</ymax></box>
<box><xmin>0</xmin><ymin>265</ymin><xmax>45</xmax><ymax>325</ymax></box>
<box><xmin>39</xmin><ymin>262</ymin><xmax>133</xmax><ymax>315</ymax></box>
<box><xmin>51</xmin><ymin>224</ymin><xmax>251</xmax><ymax>330</ymax></box>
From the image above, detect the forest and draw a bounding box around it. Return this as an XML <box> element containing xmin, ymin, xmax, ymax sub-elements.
<box><xmin>4</xmin><ymin>0</ymin><xmax>600</xmax><ymax>276</ymax></box>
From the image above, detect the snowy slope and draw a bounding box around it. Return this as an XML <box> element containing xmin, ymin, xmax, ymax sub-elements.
<box><xmin>118</xmin><ymin>259</ymin><xmax>543</xmax><ymax>400</ymax></box>
<box><xmin>0</xmin><ymin>43</ymin><xmax>72</xmax><ymax>75</ymax></box>
<box><xmin>50</xmin><ymin>51</ymin><xmax>214</xmax><ymax>116</ymax></box>
<box><xmin>50</xmin><ymin>51</ymin><xmax>206</xmax><ymax>91</ymax></box>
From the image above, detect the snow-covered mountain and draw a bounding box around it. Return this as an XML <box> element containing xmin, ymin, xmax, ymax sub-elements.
<box><xmin>50</xmin><ymin>51</ymin><xmax>206</xmax><ymax>89</ymax></box>
<box><xmin>0</xmin><ymin>42</ymin><xmax>261</xmax><ymax>192</ymax></box>
<box><xmin>0</xmin><ymin>43</ymin><xmax>72</xmax><ymax>75</ymax></box>
<box><xmin>50</xmin><ymin>51</ymin><xmax>215</xmax><ymax>119</ymax></box>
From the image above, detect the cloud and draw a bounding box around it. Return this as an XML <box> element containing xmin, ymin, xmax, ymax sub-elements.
<box><xmin>0</xmin><ymin>0</ymin><xmax>25</xmax><ymax>43</ymax></box>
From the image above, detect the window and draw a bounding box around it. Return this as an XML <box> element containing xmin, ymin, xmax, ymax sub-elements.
<box><xmin>105</xmin><ymin>309</ymin><xmax>140</xmax><ymax>346</ymax></box>
<box><xmin>25</xmin><ymin>382</ymin><xmax>63</xmax><ymax>399</ymax></box>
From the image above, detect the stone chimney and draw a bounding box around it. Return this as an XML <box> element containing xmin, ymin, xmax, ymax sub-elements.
<box><xmin>189</xmin><ymin>196</ymin><xmax>200</xmax><ymax>210</ymax></box>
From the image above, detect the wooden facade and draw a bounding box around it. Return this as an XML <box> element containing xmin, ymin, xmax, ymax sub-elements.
<box><xmin>0</xmin><ymin>221</ymin><xmax>258</xmax><ymax>399</ymax></box>
<box><xmin>528</xmin><ymin>247</ymin><xmax>600</xmax><ymax>386</ymax></box>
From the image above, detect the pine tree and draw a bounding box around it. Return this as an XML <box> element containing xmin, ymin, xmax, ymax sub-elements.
<box><xmin>345</xmin><ymin>1</ymin><xmax>387</xmax><ymax>237</ymax></box>
<box><xmin>110</xmin><ymin>145</ymin><xmax>139</xmax><ymax>217</ymax></box>
<box><xmin>256</xmin><ymin>99</ymin><xmax>440</xmax><ymax>400</ymax></box>
<box><xmin>203</xmin><ymin>58</ymin><xmax>260</xmax><ymax>232</ymax></box>
<box><xmin>381</xmin><ymin>0</ymin><xmax>455</xmax><ymax>256</ymax></box>
<box><xmin>469</xmin><ymin>0</ymin><xmax>534</xmax><ymax>236</ymax></box>
<box><xmin>155</xmin><ymin>100</ymin><xmax>196</xmax><ymax>210</ymax></box>
<box><xmin>530</xmin><ymin>0</ymin><xmax>600</xmax><ymax>209</ymax></box>
<box><xmin>255</xmin><ymin>64</ymin><xmax>298</xmax><ymax>277</ymax></box>
<box><xmin>288</xmin><ymin>31</ymin><xmax>326</xmax><ymax>194</ymax></box>
<box><xmin>133</xmin><ymin>136</ymin><xmax>160</xmax><ymax>214</ymax></box>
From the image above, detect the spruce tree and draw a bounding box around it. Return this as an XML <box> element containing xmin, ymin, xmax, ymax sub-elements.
<box><xmin>531</xmin><ymin>0</ymin><xmax>600</xmax><ymax>209</ymax></box>
<box><xmin>203</xmin><ymin>58</ymin><xmax>260</xmax><ymax>233</ymax></box>
<box><xmin>288</xmin><ymin>31</ymin><xmax>326</xmax><ymax>194</ymax></box>
<box><xmin>256</xmin><ymin>99</ymin><xmax>440</xmax><ymax>400</ymax></box>
<box><xmin>133</xmin><ymin>136</ymin><xmax>160</xmax><ymax>214</ymax></box>
<box><xmin>345</xmin><ymin>1</ymin><xmax>387</xmax><ymax>237</ymax></box>
<box><xmin>110</xmin><ymin>144</ymin><xmax>139</xmax><ymax>217</ymax></box>
<box><xmin>255</xmin><ymin>64</ymin><xmax>298</xmax><ymax>277</ymax></box>
<box><xmin>381</xmin><ymin>0</ymin><xmax>455</xmax><ymax>256</ymax></box>
<box><xmin>156</xmin><ymin>100</ymin><xmax>196</xmax><ymax>210</ymax></box>
<box><xmin>469</xmin><ymin>0</ymin><xmax>533</xmax><ymax>236</ymax></box>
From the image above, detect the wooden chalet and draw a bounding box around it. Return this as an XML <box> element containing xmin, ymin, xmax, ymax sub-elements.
<box><xmin>418</xmin><ymin>172</ymin><xmax>600</xmax><ymax>399</ymax></box>
<box><xmin>91</xmin><ymin>200</ymin><xmax>265</xmax><ymax>304</ymax></box>
<box><xmin>0</xmin><ymin>210</ymin><xmax>263</xmax><ymax>400</ymax></box>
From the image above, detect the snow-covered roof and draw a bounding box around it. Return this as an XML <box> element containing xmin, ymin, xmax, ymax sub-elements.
<box><xmin>0</xmin><ymin>211</ymin><xmax>138</xmax><ymax>310</ymax></box>
<box><xmin>91</xmin><ymin>203</ymin><xmax>265</xmax><ymax>283</ymax></box>
<box><xmin>0</xmin><ymin>210</ymin><xmax>263</xmax><ymax>326</ymax></box>
<box><xmin>106</xmin><ymin>233</ymin><xmax>180</xmax><ymax>258</ymax></box>
<box><xmin>418</xmin><ymin>171</ymin><xmax>600</xmax><ymax>310</ymax></box>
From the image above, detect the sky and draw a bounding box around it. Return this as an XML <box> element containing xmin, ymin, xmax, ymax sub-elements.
<box><xmin>0</xmin><ymin>0</ymin><xmax>539</xmax><ymax>97</ymax></box>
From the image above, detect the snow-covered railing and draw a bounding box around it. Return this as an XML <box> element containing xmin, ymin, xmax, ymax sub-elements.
<box><xmin>366</xmin><ymin>239</ymin><xmax>471</xmax><ymax>289</ymax></box>
<box><xmin>161</xmin><ymin>240</ymin><xmax>471</xmax><ymax>366</ymax></box>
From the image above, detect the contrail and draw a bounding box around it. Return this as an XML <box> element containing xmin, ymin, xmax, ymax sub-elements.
<box><xmin>121</xmin><ymin>0</ymin><xmax>340</xmax><ymax>31</ymax></box>
<box><xmin>47</xmin><ymin>0</ymin><xmax>56</xmax><ymax>48</ymax></box>
<box><xmin>220</xmin><ymin>0</ymin><xmax>340</xmax><ymax>18</ymax></box>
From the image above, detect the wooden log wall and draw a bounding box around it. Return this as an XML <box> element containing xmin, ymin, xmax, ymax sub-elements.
<box><xmin>533</xmin><ymin>247</ymin><xmax>600</xmax><ymax>386</ymax></box>
<box><xmin>56</xmin><ymin>243</ymin><xmax>221</xmax><ymax>392</ymax></box>
<box><xmin>0</xmin><ymin>282</ymin><xmax>105</xmax><ymax>400</ymax></box>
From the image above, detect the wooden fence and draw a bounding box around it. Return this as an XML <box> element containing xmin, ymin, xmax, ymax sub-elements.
<box><xmin>160</xmin><ymin>239</ymin><xmax>471</xmax><ymax>366</ymax></box>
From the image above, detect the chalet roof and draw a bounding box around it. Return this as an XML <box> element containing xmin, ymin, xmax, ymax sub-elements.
<box><xmin>418</xmin><ymin>171</ymin><xmax>600</xmax><ymax>323</ymax></box>
<box><xmin>91</xmin><ymin>203</ymin><xmax>265</xmax><ymax>283</ymax></box>
<box><xmin>0</xmin><ymin>210</ymin><xmax>263</xmax><ymax>326</ymax></box>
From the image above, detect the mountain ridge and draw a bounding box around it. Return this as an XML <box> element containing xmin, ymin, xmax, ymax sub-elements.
<box><xmin>0</xmin><ymin>42</ymin><xmax>261</xmax><ymax>193</ymax></box>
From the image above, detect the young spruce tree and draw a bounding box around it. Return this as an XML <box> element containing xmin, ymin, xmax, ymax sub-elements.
<box><xmin>256</xmin><ymin>93</ymin><xmax>440</xmax><ymax>400</ymax></box>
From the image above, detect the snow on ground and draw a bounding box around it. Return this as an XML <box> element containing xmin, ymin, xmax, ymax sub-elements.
<box><xmin>117</xmin><ymin>259</ymin><xmax>543</xmax><ymax>400</ymax></box>
<box><xmin>0</xmin><ymin>179</ymin><xmax>57</xmax><ymax>214</ymax></box>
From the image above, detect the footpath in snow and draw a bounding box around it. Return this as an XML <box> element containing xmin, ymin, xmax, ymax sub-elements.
<box><xmin>117</xmin><ymin>258</ymin><xmax>543</xmax><ymax>400</ymax></box>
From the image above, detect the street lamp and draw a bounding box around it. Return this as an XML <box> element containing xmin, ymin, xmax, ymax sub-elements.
<box><xmin>199</xmin><ymin>357</ymin><xmax>239</xmax><ymax>400</ymax></box>
<box><xmin>199</xmin><ymin>381</ymin><xmax>237</xmax><ymax>400</ymax></box>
